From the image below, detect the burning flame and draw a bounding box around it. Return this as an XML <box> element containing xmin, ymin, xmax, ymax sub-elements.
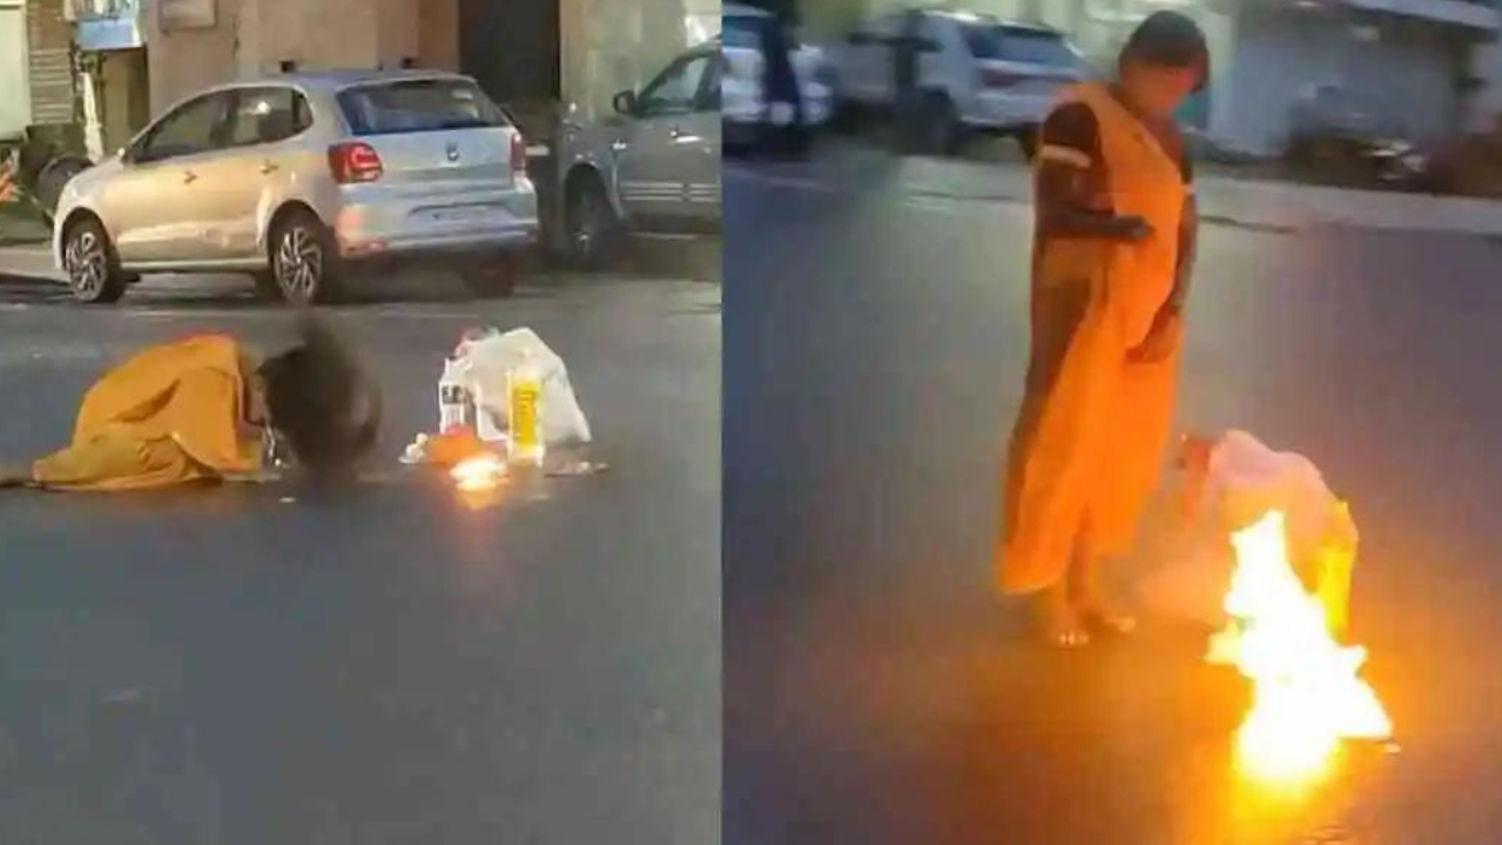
<box><xmin>450</xmin><ymin>453</ymin><xmax>507</xmax><ymax>493</ymax></box>
<box><xmin>1206</xmin><ymin>511</ymin><xmax>1391</xmax><ymax>783</ymax></box>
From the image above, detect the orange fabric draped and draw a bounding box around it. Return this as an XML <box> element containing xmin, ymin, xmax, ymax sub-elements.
<box><xmin>997</xmin><ymin>82</ymin><xmax>1187</xmax><ymax>595</ymax></box>
<box><xmin>31</xmin><ymin>335</ymin><xmax>263</xmax><ymax>491</ymax></box>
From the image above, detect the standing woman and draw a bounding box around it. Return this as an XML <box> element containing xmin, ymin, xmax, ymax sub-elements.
<box><xmin>996</xmin><ymin>12</ymin><xmax>1207</xmax><ymax>647</ymax></box>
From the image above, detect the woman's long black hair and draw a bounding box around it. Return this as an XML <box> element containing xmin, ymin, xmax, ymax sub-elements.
<box><xmin>259</xmin><ymin>316</ymin><xmax>382</xmax><ymax>479</ymax></box>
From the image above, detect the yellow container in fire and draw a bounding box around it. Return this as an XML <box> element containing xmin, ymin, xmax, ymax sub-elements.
<box><xmin>1315</xmin><ymin>501</ymin><xmax>1357</xmax><ymax>640</ymax></box>
<box><xmin>507</xmin><ymin>351</ymin><xmax>545</xmax><ymax>466</ymax></box>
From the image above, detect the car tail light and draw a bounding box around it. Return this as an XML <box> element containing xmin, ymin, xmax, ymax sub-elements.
<box><xmin>979</xmin><ymin>68</ymin><xmax>1019</xmax><ymax>88</ymax></box>
<box><xmin>511</xmin><ymin>132</ymin><xmax>528</xmax><ymax>178</ymax></box>
<box><xmin>328</xmin><ymin>142</ymin><xmax>383</xmax><ymax>184</ymax></box>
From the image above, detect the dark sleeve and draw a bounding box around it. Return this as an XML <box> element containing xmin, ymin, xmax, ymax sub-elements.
<box><xmin>1037</xmin><ymin>103</ymin><xmax>1100</xmax><ymax>170</ymax></box>
<box><xmin>1034</xmin><ymin>103</ymin><xmax>1147</xmax><ymax>242</ymax></box>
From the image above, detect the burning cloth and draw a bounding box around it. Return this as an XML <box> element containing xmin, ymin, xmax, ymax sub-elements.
<box><xmin>1139</xmin><ymin>430</ymin><xmax>1358</xmax><ymax>634</ymax></box>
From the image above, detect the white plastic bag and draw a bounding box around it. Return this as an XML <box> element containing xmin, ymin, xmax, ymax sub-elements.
<box><xmin>1136</xmin><ymin>430</ymin><xmax>1351</xmax><ymax>627</ymax></box>
<box><xmin>445</xmin><ymin>327</ymin><xmax>593</xmax><ymax>446</ymax></box>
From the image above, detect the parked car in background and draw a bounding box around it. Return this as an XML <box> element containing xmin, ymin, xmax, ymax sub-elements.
<box><xmin>1415</xmin><ymin>114</ymin><xmax>1502</xmax><ymax>198</ymax></box>
<box><xmin>721</xmin><ymin>3</ymin><xmax>836</xmax><ymax>152</ymax></box>
<box><xmin>831</xmin><ymin>10</ymin><xmax>1086</xmax><ymax>155</ymax></box>
<box><xmin>54</xmin><ymin>70</ymin><xmax>537</xmax><ymax>304</ymax></box>
<box><xmin>554</xmin><ymin>42</ymin><xmax>720</xmax><ymax>269</ymax></box>
<box><xmin>1284</xmin><ymin>84</ymin><xmax>1427</xmax><ymax>190</ymax></box>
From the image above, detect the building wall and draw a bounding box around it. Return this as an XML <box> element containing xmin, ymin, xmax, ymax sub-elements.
<box><xmin>25</xmin><ymin>0</ymin><xmax>75</xmax><ymax>125</ymax></box>
<box><xmin>0</xmin><ymin>0</ymin><xmax>31</xmax><ymax>138</ymax></box>
<box><xmin>145</xmin><ymin>0</ymin><xmax>459</xmax><ymax>117</ymax></box>
<box><xmin>144</xmin><ymin>0</ymin><xmax>248</xmax><ymax>114</ymax></box>
<box><xmin>560</xmin><ymin>0</ymin><xmax>719</xmax><ymax>121</ymax></box>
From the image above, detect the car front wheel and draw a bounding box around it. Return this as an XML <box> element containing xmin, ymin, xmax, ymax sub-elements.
<box><xmin>63</xmin><ymin>217</ymin><xmax>126</xmax><ymax>304</ymax></box>
<box><xmin>565</xmin><ymin>175</ymin><xmax>623</xmax><ymax>270</ymax></box>
<box><xmin>271</xmin><ymin>210</ymin><xmax>342</xmax><ymax>305</ymax></box>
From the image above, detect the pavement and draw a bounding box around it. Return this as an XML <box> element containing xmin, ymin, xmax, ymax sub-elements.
<box><xmin>0</xmin><ymin>271</ymin><xmax>720</xmax><ymax>842</ymax></box>
<box><xmin>735</xmin><ymin>136</ymin><xmax>1502</xmax><ymax>237</ymax></box>
<box><xmin>0</xmin><ymin>231</ymin><xmax>722</xmax><ymax>292</ymax></box>
<box><xmin>723</xmin><ymin>151</ymin><xmax>1502</xmax><ymax>845</ymax></box>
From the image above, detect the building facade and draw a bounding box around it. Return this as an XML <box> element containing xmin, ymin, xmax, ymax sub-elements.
<box><xmin>129</xmin><ymin>0</ymin><xmax>717</xmax><ymax>133</ymax></box>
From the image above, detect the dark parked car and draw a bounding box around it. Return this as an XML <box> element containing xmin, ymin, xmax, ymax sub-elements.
<box><xmin>1284</xmin><ymin>84</ymin><xmax>1426</xmax><ymax>189</ymax></box>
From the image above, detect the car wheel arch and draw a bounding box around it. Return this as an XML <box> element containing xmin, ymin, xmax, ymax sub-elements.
<box><xmin>58</xmin><ymin>208</ymin><xmax>109</xmax><ymax>260</ymax></box>
<box><xmin>262</xmin><ymin>200</ymin><xmax>323</xmax><ymax>255</ymax></box>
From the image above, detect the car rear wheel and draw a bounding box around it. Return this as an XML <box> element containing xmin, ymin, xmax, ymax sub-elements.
<box><xmin>271</xmin><ymin>209</ymin><xmax>342</xmax><ymax>305</ymax></box>
<box><xmin>462</xmin><ymin>252</ymin><xmax>520</xmax><ymax>299</ymax></box>
<box><xmin>920</xmin><ymin>94</ymin><xmax>960</xmax><ymax>157</ymax></box>
<box><xmin>63</xmin><ymin>217</ymin><xmax>126</xmax><ymax>304</ymax></box>
<box><xmin>565</xmin><ymin>174</ymin><xmax>623</xmax><ymax>270</ymax></box>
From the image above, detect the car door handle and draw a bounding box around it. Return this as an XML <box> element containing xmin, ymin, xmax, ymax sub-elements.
<box><xmin>182</xmin><ymin>170</ymin><xmax>198</xmax><ymax>185</ymax></box>
<box><xmin>260</xmin><ymin>161</ymin><xmax>279</xmax><ymax>175</ymax></box>
<box><xmin>611</xmin><ymin>140</ymin><xmax>629</xmax><ymax>153</ymax></box>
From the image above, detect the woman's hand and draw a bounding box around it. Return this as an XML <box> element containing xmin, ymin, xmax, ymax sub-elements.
<box><xmin>1129</xmin><ymin>306</ymin><xmax>1183</xmax><ymax>363</ymax></box>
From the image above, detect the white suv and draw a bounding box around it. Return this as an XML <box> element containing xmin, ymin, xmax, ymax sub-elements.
<box><xmin>832</xmin><ymin>10</ymin><xmax>1086</xmax><ymax>155</ymax></box>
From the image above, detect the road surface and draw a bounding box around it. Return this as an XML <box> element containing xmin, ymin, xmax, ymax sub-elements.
<box><xmin>724</xmin><ymin>151</ymin><xmax>1502</xmax><ymax>845</ymax></box>
<box><xmin>0</xmin><ymin>269</ymin><xmax>720</xmax><ymax>844</ymax></box>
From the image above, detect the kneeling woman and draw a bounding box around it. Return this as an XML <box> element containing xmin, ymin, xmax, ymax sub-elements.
<box><xmin>2</xmin><ymin>318</ymin><xmax>380</xmax><ymax>490</ymax></box>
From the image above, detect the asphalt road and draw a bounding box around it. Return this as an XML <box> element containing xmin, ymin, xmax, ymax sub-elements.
<box><xmin>0</xmin><ymin>270</ymin><xmax>720</xmax><ymax>843</ymax></box>
<box><xmin>723</xmin><ymin>153</ymin><xmax>1502</xmax><ymax>845</ymax></box>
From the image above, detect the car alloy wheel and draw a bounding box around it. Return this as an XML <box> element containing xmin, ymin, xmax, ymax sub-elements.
<box><xmin>65</xmin><ymin>229</ymin><xmax>108</xmax><ymax>298</ymax></box>
<box><xmin>63</xmin><ymin>219</ymin><xmax>125</xmax><ymax>304</ymax></box>
<box><xmin>275</xmin><ymin>224</ymin><xmax>325</xmax><ymax>303</ymax></box>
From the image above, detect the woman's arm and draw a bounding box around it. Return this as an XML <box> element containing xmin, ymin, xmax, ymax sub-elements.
<box><xmin>1170</xmin><ymin>195</ymin><xmax>1198</xmax><ymax>308</ymax></box>
<box><xmin>1035</xmin><ymin>104</ymin><xmax>1151</xmax><ymax>242</ymax></box>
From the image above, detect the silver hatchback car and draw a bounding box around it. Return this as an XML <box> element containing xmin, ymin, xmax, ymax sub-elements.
<box><xmin>53</xmin><ymin>70</ymin><xmax>538</xmax><ymax>304</ymax></box>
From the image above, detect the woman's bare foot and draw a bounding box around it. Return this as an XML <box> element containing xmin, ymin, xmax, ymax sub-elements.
<box><xmin>1037</xmin><ymin>585</ymin><xmax>1091</xmax><ymax>648</ymax></box>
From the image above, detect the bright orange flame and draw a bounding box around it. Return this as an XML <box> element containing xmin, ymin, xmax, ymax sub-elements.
<box><xmin>1205</xmin><ymin>512</ymin><xmax>1391</xmax><ymax>783</ymax></box>
<box><xmin>450</xmin><ymin>453</ymin><xmax>507</xmax><ymax>492</ymax></box>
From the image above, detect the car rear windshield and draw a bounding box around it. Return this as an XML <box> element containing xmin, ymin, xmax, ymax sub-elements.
<box><xmin>337</xmin><ymin>78</ymin><xmax>510</xmax><ymax>136</ymax></box>
<box><xmin>963</xmin><ymin>23</ymin><xmax>1078</xmax><ymax>67</ymax></box>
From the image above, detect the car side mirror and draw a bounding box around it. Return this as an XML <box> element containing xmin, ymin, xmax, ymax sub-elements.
<box><xmin>613</xmin><ymin>90</ymin><xmax>636</xmax><ymax>116</ymax></box>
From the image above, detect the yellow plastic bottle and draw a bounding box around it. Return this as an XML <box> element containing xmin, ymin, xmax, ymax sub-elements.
<box><xmin>507</xmin><ymin>351</ymin><xmax>545</xmax><ymax>467</ymax></box>
<box><xmin>1316</xmin><ymin>501</ymin><xmax>1357</xmax><ymax>640</ymax></box>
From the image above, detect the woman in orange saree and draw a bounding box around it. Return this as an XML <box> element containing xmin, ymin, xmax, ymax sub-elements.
<box><xmin>997</xmin><ymin>12</ymin><xmax>1208</xmax><ymax>647</ymax></box>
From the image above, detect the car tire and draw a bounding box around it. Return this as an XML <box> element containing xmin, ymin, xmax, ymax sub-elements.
<box><xmin>270</xmin><ymin>209</ymin><xmax>343</xmax><ymax>305</ymax></box>
<box><xmin>922</xmin><ymin>94</ymin><xmax>960</xmax><ymax>157</ymax></box>
<box><xmin>62</xmin><ymin>216</ymin><xmax>127</xmax><ymax>304</ymax></box>
<box><xmin>565</xmin><ymin>173</ymin><xmax>623</xmax><ymax>271</ymax></box>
